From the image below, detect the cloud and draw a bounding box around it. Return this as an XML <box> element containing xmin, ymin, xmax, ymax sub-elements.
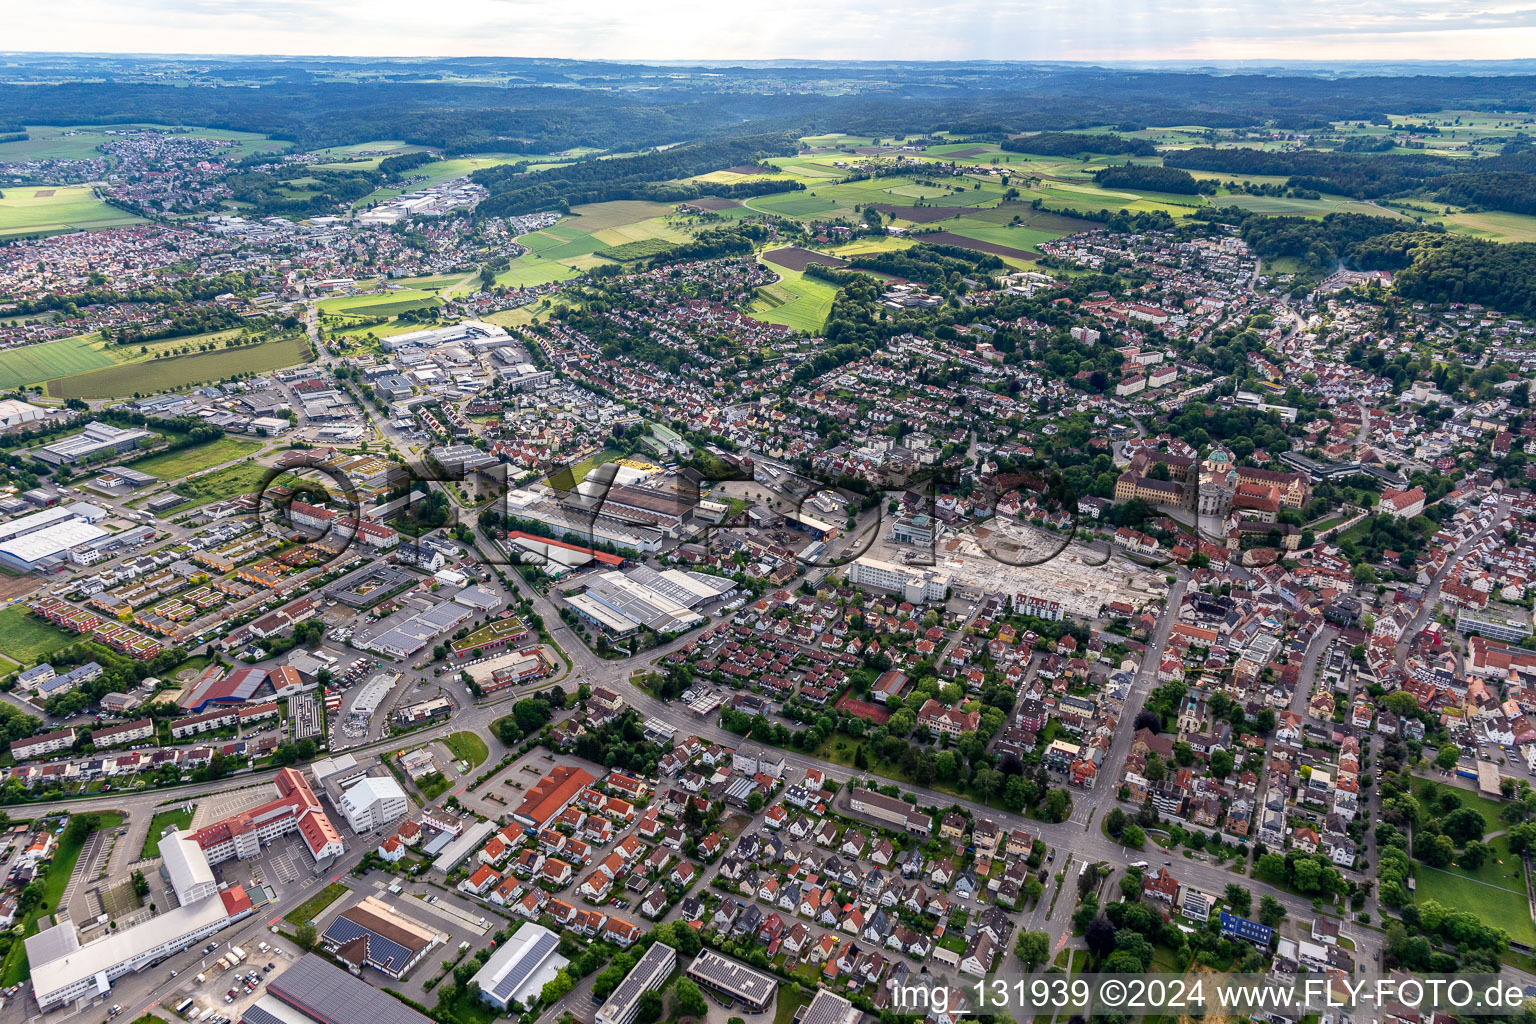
<box><xmin>15</xmin><ymin>0</ymin><xmax>1536</xmax><ymax>60</ymax></box>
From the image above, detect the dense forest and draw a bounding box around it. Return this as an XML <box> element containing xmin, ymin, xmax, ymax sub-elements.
<box><xmin>11</xmin><ymin>58</ymin><xmax>1536</xmax><ymax>154</ymax></box>
<box><xmin>1206</xmin><ymin>209</ymin><xmax>1429</xmax><ymax>273</ymax></box>
<box><xmin>1349</xmin><ymin>232</ymin><xmax>1536</xmax><ymax>315</ymax></box>
<box><xmin>1001</xmin><ymin>131</ymin><xmax>1157</xmax><ymax>157</ymax></box>
<box><xmin>1092</xmin><ymin>163</ymin><xmax>1200</xmax><ymax>194</ymax></box>
<box><xmin>1166</xmin><ymin>145</ymin><xmax>1536</xmax><ymax>214</ymax></box>
<box><xmin>472</xmin><ymin>134</ymin><xmax>804</xmax><ymax>216</ymax></box>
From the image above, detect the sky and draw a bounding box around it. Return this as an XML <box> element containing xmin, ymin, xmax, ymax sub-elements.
<box><xmin>16</xmin><ymin>0</ymin><xmax>1536</xmax><ymax>62</ymax></box>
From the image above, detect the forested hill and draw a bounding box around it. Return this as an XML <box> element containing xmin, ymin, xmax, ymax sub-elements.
<box><xmin>12</xmin><ymin>60</ymin><xmax>1536</xmax><ymax>153</ymax></box>
<box><xmin>471</xmin><ymin>135</ymin><xmax>805</xmax><ymax>217</ymax></box>
<box><xmin>1165</xmin><ymin>144</ymin><xmax>1536</xmax><ymax>215</ymax></box>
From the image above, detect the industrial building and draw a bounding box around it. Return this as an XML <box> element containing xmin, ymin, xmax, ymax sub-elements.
<box><xmin>320</xmin><ymin>896</ymin><xmax>440</xmax><ymax>979</ymax></box>
<box><xmin>594</xmin><ymin>941</ymin><xmax>676</xmax><ymax>1024</ymax></box>
<box><xmin>35</xmin><ymin>421</ymin><xmax>155</xmax><ymax>465</ymax></box>
<box><xmin>566</xmin><ymin>566</ymin><xmax>735</xmax><ymax>638</ymax></box>
<box><xmin>337</xmin><ymin>775</ymin><xmax>410</xmax><ymax>833</ymax></box>
<box><xmin>27</xmin><ymin>831</ymin><xmax>253</xmax><ymax>1011</ymax></box>
<box><xmin>472</xmin><ymin>923</ymin><xmax>570</xmax><ymax>1011</ymax></box>
<box><xmin>244</xmin><ymin>953</ymin><xmax>434</xmax><ymax>1024</ymax></box>
<box><xmin>187</xmin><ymin>768</ymin><xmax>345</xmax><ymax>867</ymax></box>
<box><xmin>511</xmin><ymin>765</ymin><xmax>596</xmax><ymax>829</ymax></box>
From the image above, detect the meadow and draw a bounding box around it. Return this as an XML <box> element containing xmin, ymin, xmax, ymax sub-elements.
<box><xmin>748</xmin><ymin>264</ymin><xmax>840</xmax><ymax>333</ymax></box>
<box><xmin>0</xmin><ymin>605</ymin><xmax>77</xmax><ymax>666</ymax></box>
<box><xmin>0</xmin><ymin>186</ymin><xmax>143</xmax><ymax>239</ymax></box>
<box><xmin>129</xmin><ymin>437</ymin><xmax>266</xmax><ymax>480</ymax></box>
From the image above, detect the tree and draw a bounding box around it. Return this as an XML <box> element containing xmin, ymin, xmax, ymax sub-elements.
<box><xmin>636</xmin><ymin>990</ymin><xmax>665</xmax><ymax>1024</ymax></box>
<box><xmin>1043</xmin><ymin>788</ymin><xmax>1071</xmax><ymax>822</ymax></box>
<box><xmin>1084</xmin><ymin>916</ymin><xmax>1118</xmax><ymax>960</ymax></box>
<box><xmin>1209</xmin><ymin>749</ymin><xmax>1234</xmax><ymax>779</ymax></box>
<box><xmin>1434</xmin><ymin>744</ymin><xmax>1460</xmax><ymax>771</ymax></box>
<box><xmin>1258</xmin><ymin>894</ymin><xmax>1285</xmax><ymax>927</ymax></box>
<box><xmin>1418</xmin><ymin>833</ymin><xmax>1455</xmax><ymax>868</ymax></box>
<box><xmin>1015</xmin><ymin>930</ymin><xmax>1050</xmax><ymax>968</ymax></box>
<box><xmin>1225</xmin><ymin>883</ymin><xmax>1252</xmax><ymax>916</ymax></box>
<box><xmin>1443</xmin><ymin>806</ymin><xmax>1486</xmax><ymax>845</ymax></box>
<box><xmin>295</xmin><ymin>921</ymin><xmax>317</xmax><ymax>950</ymax></box>
<box><xmin>1459</xmin><ymin>840</ymin><xmax>1489</xmax><ymax>870</ymax></box>
<box><xmin>672</xmin><ymin>978</ymin><xmax>708</xmax><ymax>1018</ymax></box>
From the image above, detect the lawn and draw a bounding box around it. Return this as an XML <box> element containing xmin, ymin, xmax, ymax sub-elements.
<box><xmin>774</xmin><ymin>985</ymin><xmax>814</xmax><ymax>1024</ymax></box>
<box><xmin>140</xmin><ymin>807</ymin><xmax>195</xmax><ymax>858</ymax></box>
<box><xmin>444</xmin><ymin>731</ymin><xmax>489</xmax><ymax>769</ymax></box>
<box><xmin>0</xmin><ymin>605</ymin><xmax>77</xmax><ymax>665</ymax></box>
<box><xmin>0</xmin><ymin>185</ymin><xmax>143</xmax><ymax>239</ymax></box>
<box><xmin>1416</xmin><ymin>863</ymin><xmax>1535</xmax><ymax>944</ymax></box>
<box><xmin>129</xmin><ymin>437</ymin><xmax>265</xmax><ymax>480</ymax></box>
<box><xmin>285</xmin><ymin>881</ymin><xmax>350</xmax><ymax>925</ymax></box>
<box><xmin>47</xmin><ymin>335</ymin><xmax>310</xmax><ymax>399</ymax></box>
<box><xmin>748</xmin><ymin>265</ymin><xmax>839</xmax><ymax>333</ymax></box>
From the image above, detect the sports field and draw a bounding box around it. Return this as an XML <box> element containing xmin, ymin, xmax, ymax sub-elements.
<box><xmin>0</xmin><ymin>186</ymin><xmax>143</xmax><ymax>239</ymax></box>
<box><xmin>47</xmin><ymin>335</ymin><xmax>310</xmax><ymax>399</ymax></box>
<box><xmin>129</xmin><ymin>437</ymin><xmax>266</xmax><ymax>480</ymax></box>
<box><xmin>1416</xmin><ymin>859</ymin><xmax>1534</xmax><ymax>945</ymax></box>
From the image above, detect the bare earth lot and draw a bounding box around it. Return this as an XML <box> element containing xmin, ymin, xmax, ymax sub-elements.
<box><xmin>762</xmin><ymin>246</ymin><xmax>850</xmax><ymax>272</ymax></box>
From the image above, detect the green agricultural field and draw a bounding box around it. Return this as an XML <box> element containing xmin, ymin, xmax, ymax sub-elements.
<box><xmin>596</xmin><ymin>237</ymin><xmax>677</xmax><ymax>262</ymax></box>
<box><xmin>0</xmin><ymin>334</ymin><xmax>116</xmax><ymax>389</ymax></box>
<box><xmin>1439</xmin><ymin>208</ymin><xmax>1536</xmax><ymax>243</ymax></box>
<box><xmin>0</xmin><ymin>186</ymin><xmax>143</xmax><ymax>239</ymax></box>
<box><xmin>749</xmin><ymin>265</ymin><xmax>839</xmax><ymax>333</ymax></box>
<box><xmin>563</xmin><ymin>199</ymin><xmax>679</xmax><ymax>230</ymax></box>
<box><xmin>316</xmin><ymin>290</ymin><xmax>444</xmax><ymax>318</ymax></box>
<box><xmin>493</xmin><ymin>255</ymin><xmax>580</xmax><ymax>289</ymax></box>
<box><xmin>942</xmin><ymin>217</ymin><xmax>1071</xmax><ymax>254</ymax></box>
<box><xmin>129</xmin><ymin>437</ymin><xmax>265</xmax><ymax>480</ymax></box>
<box><xmin>47</xmin><ymin>336</ymin><xmax>310</xmax><ymax>399</ymax></box>
<box><xmin>0</xmin><ymin>606</ymin><xmax>76</xmax><ymax>666</ymax></box>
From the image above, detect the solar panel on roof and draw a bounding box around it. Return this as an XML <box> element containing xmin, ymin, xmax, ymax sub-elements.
<box><xmin>322</xmin><ymin>916</ymin><xmax>413</xmax><ymax>973</ymax></box>
<box><xmin>491</xmin><ymin>929</ymin><xmax>559</xmax><ymax>1002</ymax></box>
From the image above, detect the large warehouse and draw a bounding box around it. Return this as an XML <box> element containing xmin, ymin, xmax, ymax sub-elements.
<box><xmin>566</xmin><ymin>566</ymin><xmax>736</xmax><ymax>638</ymax></box>
<box><xmin>472</xmin><ymin>923</ymin><xmax>569</xmax><ymax>1011</ymax></box>
<box><xmin>243</xmin><ymin>953</ymin><xmax>434</xmax><ymax>1024</ymax></box>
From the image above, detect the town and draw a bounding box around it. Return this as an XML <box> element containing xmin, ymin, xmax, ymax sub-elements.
<box><xmin>2</xmin><ymin>47</ymin><xmax>1536</xmax><ymax>1024</ymax></box>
